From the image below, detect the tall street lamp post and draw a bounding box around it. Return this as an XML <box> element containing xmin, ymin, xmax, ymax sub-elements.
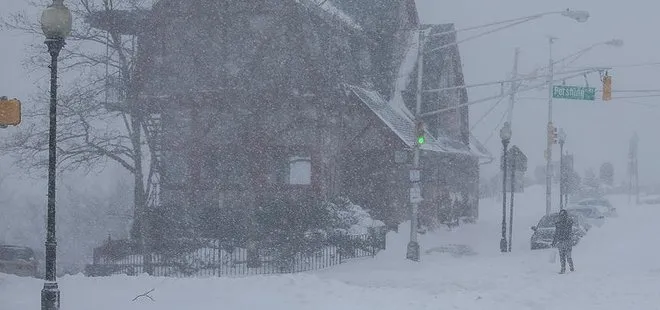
<box><xmin>558</xmin><ymin>129</ymin><xmax>567</xmax><ymax>210</ymax></box>
<box><xmin>557</xmin><ymin>39</ymin><xmax>624</xmax><ymax>69</ymax></box>
<box><xmin>508</xmin><ymin>147</ymin><xmax>516</xmax><ymax>252</ymax></box>
<box><xmin>500</xmin><ymin>122</ymin><xmax>512</xmax><ymax>253</ymax></box>
<box><xmin>545</xmin><ymin>12</ymin><xmax>589</xmax><ymax>217</ymax></box>
<box><xmin>40</xmin><ymin>1</ymin><xmax>72</xmax><ymax>309</ymax></box>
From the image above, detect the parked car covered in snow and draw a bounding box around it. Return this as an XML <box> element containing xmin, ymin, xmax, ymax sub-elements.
<box><xmin>530</xmin><ymin>212</ymin><xmax>589</xmax><ymax>250</ymax></box>
<box><xmin>640</xmin><ymin>195</ymin><xmax>660</xmax><ymax>205</ymax></box>
<box><xmin>567</xmin><ymin>206</ymin><xmax>606</xmax><ymax>228</ymax></box>
<box><xmin>0</xmin><ymin>245</ymin><xmax>38</xmax><ymax>278</ymax></box>
<box><xmin>575</xmin><ymin>198</ymin><xmax>617</xmax><ymax>217</ymax></box>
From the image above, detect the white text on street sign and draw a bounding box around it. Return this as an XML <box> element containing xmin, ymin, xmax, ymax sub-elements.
<box><xmin>552</xmin><ymin>85</ymin><xmax>596</xmax><ymax>101</ymax></box>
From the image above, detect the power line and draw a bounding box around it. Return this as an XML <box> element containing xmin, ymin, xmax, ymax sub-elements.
<box><xmin>565</xmin><ymin>62</ymin><xmax>660</xmax><ymax>69</ymax></box>
<box><xmin>520</xmin><ymin>94</ymin><xmax>660</xmax><ymax>100</ymax></box>
<box><xmin>611</xmin><ymin>89</ymin><xmax>660</xmax><ymax>93</ymax></box>
<box><xmin>422</xmin><ymin>69</ymin><xmax>603</xmax><ymax>117</ymax></box>
<box><xmin>616</xmin><ymin>100</ymin><xmax>660</xmax><ymax>108</ymax></box>
<box><xmin>612</xmin><ymin>94</ymin><xmax>660</xmax><ymax>99</ymax></box>
<box><xmin>471</xmin><ymin>94</ymin><xmax>507</xmax><ymax>131</ymax></box>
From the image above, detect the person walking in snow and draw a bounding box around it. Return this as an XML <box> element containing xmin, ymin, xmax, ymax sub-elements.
<box><xmin>552</xmin><ymin>209</ymin><xmax>575</xmax><ymax>274</ymax></box>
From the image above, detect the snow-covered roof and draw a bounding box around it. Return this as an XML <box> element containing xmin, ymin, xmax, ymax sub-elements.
<box><xmin>297</xmin><ymin>0</ymin><xmax>363</xmax><ymax>31</ymax></box>
<box><xmin>385</xmin><ymin>24</ymin><xmax>492</xmax><ymax>162</ymax></box>
<box><xmin>389</xmin><ymin>30</ymin><xmax>418</xmax><ymax>120</ymax></box>
<box><xmin>348</xmin><ymin>85</ymin><xmax>478</xmax><ymax>157</ymax></box>
<box><xmin>469</xmin><ymin>133</ymin><xmax>494</xmax><ymax>162</ymax></box>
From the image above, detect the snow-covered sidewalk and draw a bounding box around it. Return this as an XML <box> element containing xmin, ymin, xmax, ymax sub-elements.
<box><xmin>3</xmin><ymin>188</ymin><xmax>660</xmax><ymax>309</ymax></box>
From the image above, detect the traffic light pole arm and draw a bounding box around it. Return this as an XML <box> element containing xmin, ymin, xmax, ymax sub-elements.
<box><xmin>423</xmin><ymin>67</ymin><xmax>610</xmax><ymax>94</ymax></box>
<box><xmin>420</xmin><ymin>69</ymin><xmax>605</xmax><ymax>118</ymax></box>
<box><xmin>429</xmin><ymin>17</ymin><xmax>538</xmax><ymax>53</ymax></box>
<box><xmin>427</xmin><ymin>12</ymin><xmax>550</xmax><ymax>38</ymax></box>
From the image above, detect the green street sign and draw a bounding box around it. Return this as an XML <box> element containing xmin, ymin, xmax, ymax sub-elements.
<box><xmin>552</xmin><ymin>85</ymin><xmax>596</xmax><ymax>101</ymax></box>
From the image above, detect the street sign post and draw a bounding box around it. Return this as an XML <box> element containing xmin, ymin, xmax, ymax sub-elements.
<box><xmin>410</xmin><ymin>187</ymin><xmax>422</xmax><ymax>203</ymax></box>
<box><xmin>552</xmin><ymin>85</ymin><xmax>596</xmax><ymax>101</ymax></box>
<box><xmin>409</xmin><ymin>169</ymin><xmax>420</xmax><ymax>182</ymax></box>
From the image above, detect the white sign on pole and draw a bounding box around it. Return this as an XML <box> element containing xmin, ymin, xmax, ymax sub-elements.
<box><xmin>409</xmin><ymin>169</ymin><xmax>421</xmax><ymax>182</ymax></box>
<box><xmin>410</xmin><ymin>187</ymin><xmax>422</xmax><ymax>203</ymax></box>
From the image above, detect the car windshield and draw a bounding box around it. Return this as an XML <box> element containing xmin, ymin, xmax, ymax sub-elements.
<box><xmin>579</xmin><ymin>199</ymin><xmax>610</xmax><ymax>207</ymax></box>
<box><xmin>0</xmin><ymin>247</ymin><xmax>34</xmax><ymax>261</ymax></box>
<box><xmin>570</xmin><ymin>208</ymin><xmax>597</xmax><ymax>218</ymax></box>
<box><xmin>538</xmin><ymin>214</ymin><xmax>582</xmax><ymax>228</ymax></box>
<box><xmin>537</xmin><ymin>215</ymin><xmax>559</xmax><ymax>228</ymax></box>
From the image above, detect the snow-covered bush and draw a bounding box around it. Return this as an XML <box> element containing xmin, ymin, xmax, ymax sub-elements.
<box><xmin>321</xmin><ymin>196</ymin><xmax>385</xmax><ymax>235</ymax></box>
<box><xmin>253</xmin><ymin>197</ymin><xmax>384</xmax><ymax>263</ymax></box>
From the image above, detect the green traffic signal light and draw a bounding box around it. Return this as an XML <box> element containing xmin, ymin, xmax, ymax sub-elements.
<box><xmin>417</xmin><ymin>136</ymin><xmax>425</xmax><ymax>145</ymax></box>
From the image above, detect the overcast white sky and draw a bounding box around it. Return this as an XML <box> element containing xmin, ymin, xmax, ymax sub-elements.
<box><xmin>1</xmin><ymin>0</ymin><xmax>659</xmax><ymax>186</ymax></box>
<box><xmin>421</xmin><ymin>0</ymin><xmax>658</xmax><ymax>185</ymax></box>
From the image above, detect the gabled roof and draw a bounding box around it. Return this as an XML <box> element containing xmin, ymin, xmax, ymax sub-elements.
<box><xmin>297</xmin><ymin>0</ymin><xmax>363</xmax><ymax>32</ymax></box>
<box><xmin>348</xmin><ymin>85</ymin><xmax>483</xmax><ymax>157</ymax></box>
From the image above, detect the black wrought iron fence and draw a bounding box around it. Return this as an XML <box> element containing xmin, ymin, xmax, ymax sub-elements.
<box><xmin>85</xmin><ymin>229</ymin><xmax>387</xmax><ymax>277</ymax></box>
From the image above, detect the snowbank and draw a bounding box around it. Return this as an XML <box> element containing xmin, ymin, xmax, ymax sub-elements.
<box><xmin>5</xmin><ymin>189</ymin><xmax>660</xmax><ymax>310</ymax></box>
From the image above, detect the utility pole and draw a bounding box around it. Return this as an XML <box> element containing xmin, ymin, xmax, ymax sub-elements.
<box><xmin>407</xmin><ymin>29</ymin><xmax>424</xmax><ymax>262</ymax></box>
<box><xmin>545</xmin><ymin>36</ymin><xmax>557</xmax><ymax>216</ymax></box>
<box><xmin>629</xmin><ymin>132</ymin><xmax>639</xmax><ymax>204</ymax></box>
<box><xmin>507</xmin><ymin>48</ymin><xmax>520</xmax><ymax>126</ymax></box>
<box><xmin>559</xmin><ymin>142</ymin><xmax>564</xmax><ymax>210</ymax></box>
<box><xmin>508</xmin><ymin>151</ymin><xmax>515</xmax><ymax>252</ymax></box>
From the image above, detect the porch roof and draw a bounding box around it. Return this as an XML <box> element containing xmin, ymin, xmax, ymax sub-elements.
<box><xmin>347</xmin><ymin>84</ymin><xmax>488</xmax><ymax>158</ymax></box>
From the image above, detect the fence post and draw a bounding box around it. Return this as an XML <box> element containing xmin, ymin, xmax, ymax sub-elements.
<box><xmin>246</xmin><ymin>240</ymin><xmax>261</xmax><ymax>268</ymax></box>
<box><xmin>216</xmin><ymin>239</ymin><xmax>221</xmax><ymax>277</ymax></box>
<box><xmin>338</xmin><ymin>239</ymin><xmax>343</xmax><ymax>264</ymax></box>
<box><xmin>92</xmin><ymin>247</ymin><xmax>99</xmax><ymax>265</ymax></box>
<box><xmin>368</xmin><ymin>228</ymin><xmax>376</xmax><ymax>257</ymax></box>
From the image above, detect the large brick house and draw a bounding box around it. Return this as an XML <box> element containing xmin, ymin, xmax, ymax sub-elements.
<box><xmin>88</xmin><ymin>0</ymin><xmax>491</xmax><ymax>239</ymax></box>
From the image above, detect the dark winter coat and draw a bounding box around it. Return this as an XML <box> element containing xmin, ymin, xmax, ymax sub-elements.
<box><xmin>553</xmin><ymin>217</ymin><xmax>573</xmax><ymax>243</ymax></box>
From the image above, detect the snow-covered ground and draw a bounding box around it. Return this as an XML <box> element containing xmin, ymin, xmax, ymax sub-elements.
<box><xmin>3</xmin><ymin>185</ymin><xmax>660</xmax><ymax>309</ymax></box>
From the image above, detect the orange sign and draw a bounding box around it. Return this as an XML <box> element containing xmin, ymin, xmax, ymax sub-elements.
<box><xmin>0</xmin><ymin>97</ymin><xmax>21</xmax><ymax>126</ymax></box>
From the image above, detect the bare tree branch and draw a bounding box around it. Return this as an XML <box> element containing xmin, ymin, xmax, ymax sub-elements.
<box><xmin>1</xmin><ymin>0</ymin><xmax>152</xmax><ymax>231</ymax></box>
<box><xmin>132</xmin><ymin>288</ymin><xmax>155</xmax><ymax>302</ymax></box>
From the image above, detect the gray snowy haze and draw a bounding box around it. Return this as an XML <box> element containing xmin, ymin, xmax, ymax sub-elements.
<box><xmin>0</xmin><ymin>0</ymin><xmax>658</xmax><ymax>273</ymax></box>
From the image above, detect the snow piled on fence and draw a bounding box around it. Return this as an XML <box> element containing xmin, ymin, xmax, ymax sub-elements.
<box><xmin>327</xmin><ymin>200</ymin><xmax>385</xmax><ymax>235</ymax></box>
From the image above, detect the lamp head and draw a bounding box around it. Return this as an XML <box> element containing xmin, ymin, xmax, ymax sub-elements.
<box><xmin>605</xmin><ymin>39</ymin><xmax>624</xmax><ymax>47</ymax></box>
<box><xmin>562</xmin><ymin>9</ymin><xmax>590</xmax><ymax>23</ymax></box>
<box><xmin>500</xmin><ymin>122</ymin><xmax>512</xmax><ymax>141</ymax></box>
<box><xmin>41</xmin><ymin>0</ymin><xmax>72</xmax><ymax>40</ymax></box>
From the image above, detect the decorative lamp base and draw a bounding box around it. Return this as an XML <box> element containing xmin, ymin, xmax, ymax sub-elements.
<box><xmin>500</xmin><ymin>238</ymin><xmax>508</xmax><ymax>253</ymax></box>
<box><xmin>406</xmin><ymin>241</ymin><xmax>420</xmax><ymax>261</ymax></box>
<box><xmin>41</xmin><ymin>282</ymin><xmax>60</xmax><ymax>310</ymax></box>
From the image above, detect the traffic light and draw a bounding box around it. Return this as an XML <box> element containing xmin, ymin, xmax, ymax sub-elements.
<box><xmin>415</xmin><ymin>121</ymin><xmax>426</xmax><ymax>145</ymax></box>
<box><xmin>0</xmin><ymin>97</ymin><xmax>21</xmax><ymax>127</ymax></box>
<box><xmin>602</xmin><ymin>75</ymin><xmax>612</xmax><ymax>101</ymax></box>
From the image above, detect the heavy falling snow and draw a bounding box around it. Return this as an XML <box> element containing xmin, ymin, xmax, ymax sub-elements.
<box><xmin>2</xmin><ymin>0</ymin><xmax>660</xmax><ymax>309</ymax></box>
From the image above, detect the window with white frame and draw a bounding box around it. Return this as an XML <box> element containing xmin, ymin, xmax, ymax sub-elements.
<box><xmin>288</xmin><ymin>155</ymin><xmax>312</xmax><ymax>185</ymax></box>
